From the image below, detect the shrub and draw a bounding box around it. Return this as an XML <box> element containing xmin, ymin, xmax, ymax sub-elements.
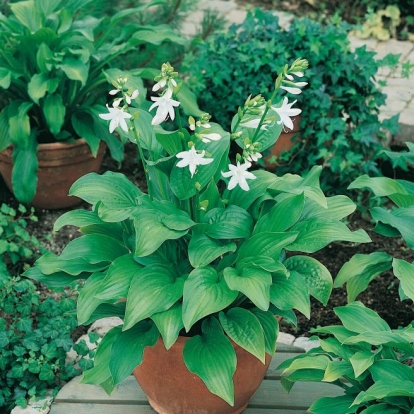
<box><xmin>183</xmin><ymin>10</ymin><xmax>400</xmax><ymax>193</ymax></box>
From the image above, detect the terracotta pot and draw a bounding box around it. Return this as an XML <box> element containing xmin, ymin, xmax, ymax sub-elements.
<box><xmin>0</xmin><ymin>139</ymin><xmax>106</xmax><ymax>210</ymax></box>
<box><xmin>133</xmin><ymin>336</ymin><xmax>272</xmax><ymax>414</ymax></box>
<box><xmin>265</xmin><ymin>115</ymin><xmax>301</xmax><ymax>171</ymax></box>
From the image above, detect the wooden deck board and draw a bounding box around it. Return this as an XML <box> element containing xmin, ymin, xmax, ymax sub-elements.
<box><xmin>50</xmin><ymin>345</ymin><xmax>342</xmax><ymax>413</ymax></box>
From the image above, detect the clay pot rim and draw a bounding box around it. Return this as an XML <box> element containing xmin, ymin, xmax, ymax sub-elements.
<box><xmin>36</xmin><ymin>137</ymin><xmax>90</xmax><ymax>150</ymax></box>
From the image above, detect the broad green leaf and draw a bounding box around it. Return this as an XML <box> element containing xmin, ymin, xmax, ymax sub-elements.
<box><xmin>132</xmin><ymin>25</ymin><xmax>187</xmax><ymax>46</ymax></box>
<box><xmin>0</xmin><ymin>68</ymin><xmax>11</xmax><ymax>89</ymax></box>
<box><xmin>11</xmin><ymin>139</ymin><xmax>38</xmax><ymax>203</ymax></box>
<box><xmin>59</xmin><ymin>57</ymin><xmax>89</xmax><ymax>87</ymax></box>
<box><xmin>254</xmin><ymin>193</ymin><xmax>305</xmax><ymax>234</ymax></box>
<box><xmin>43</xmin><ymin>93</ymin><xmax>66</xmax><ymax>135</ymax></box>
<box><xmin>360</xmin><ymin>404</ymin><xmax>401</xmax><ymax>414</ymax></box>
<box><xmin>77</xmin><ymin>272</ymin><xmax>109</xmax><ymax>325</ymax></box>
<box><xmin>312</xmin><ymin>325</ymin><xmax>356</xmax><ymax>343</ymax></box>
<box><xmin>370</xmin><ymin>359</ymin><xmax>414</xmax><ymax>383</ymax></box>
<box><xmin>223</xmin><ymin>267</ymin><xmax>271</xmax><ymax>311</ymax></box>
<box><xmin>60</xmin><ymin>234</ymin><xmax>128</xmax><ymax>264</ymax></box>
<box><xmin>82</xmin><ymin>302</ymin><xmax>126</xmax><ymax>325</ymax></box>
<box><xmin>182</xmin><ymin>267</ymin><xmax>238</xmax><ymax>331</ymax></box>
<box><xmin>176</xmin><ymin>82</ymin><xmax>203</xmax><ymax>116</ymax></box>
<box><xmin>393</xmin><ymin>258</ymin><xmax>414</xmax><ymax>301</ymax></box>
<box><xmin>227</xmin><ymin>169</ymin><xmax>278</xmax><ymax>209</ymax></box>
<box><xmin>237</xmin><ymin>232</ymin><xmax>298</xmax><ymax>261</ymax></box>
<box><xmin>371</xmin><ymin>206</ymin><xmax>414</xmax><ymax>249</ymax></box>
<box><xmin>282</xmin><ymin>355</ymin><xmax>330</xmax><ymax>373</ymax></box>
<box><xmin>81</xmin><ymin>326</ymin><xmax>121</xmax><ymax>392</ymax></box>
<box><xmin>343</xmin><ymin>329</ymin><xmax>414</xmax><ymax>348</ymax></box>
<box><xmin>319</xmin><ymin>337</ymin><xmax>355</xmax><ymax>360</ymax></box>
<box><xmin>188</xmin><ymin>233</ymin><xmax>236</xmax><ymax>268</ymax></box>
<box><xmin>251</xmin><ymin>308</ymin><xmax>278</xmax><ymax>355</ymax></box>
<box><xmin>96</xmin><ymin>254</ymin><xmax>141</xmax><ymax>301</ymax></box>
<box><xmin>28</xmin><ymin>73</ymin><xmax>49</xmax><ymax>103</ymax></box>
<box><xmin>72</xmin><ymin>111</ymin><xmax>100</xmax><ymax>156</ymax></box>
<box><xmin>151</xmin><ymin>303</ymin><xmax>184</xmax><ymax>350</ymax></box>
<box><xmin>284</xmin><ymin>256</ymin><xmax>332</xmax><ymax>305</ymax></box>
<box><xmin>155</xmin><ymin>128</ymin><xmax>186</xmax><ymax>156</ymax></box>
<box><xmin>350</xmin><ymin>351</ymin><xmax>376</xmax><ymax>378</ymax></box>
<box><xmin>9</xmin><ymin>101</ymin><xmax>33</xmax><ymax>147</ymax></box>
<box><xmin>349</xmin><ymin>175</ymin><xmax>409</xmax><ymax>197</ymax></box>
<box><xmin>353</xmin><ymin>380</ymin><xmax>414</xmax><ymax>405</ymax></box>
<box><xmin>270</xmin><ymin>271</ymin><xmax>310</xmax><ymax>318</ymax></box>
<box><xmin>334</xmin><ymin>302</ymin><xmax>390</xmax><ymax>334</ymax></box>
<box><xmin>219</xmin><ymin>308</ymin><xmax>266</xmax><ymax>362</ymax></box>
<box><xmin>109</xmin><ymin>321</ymin><xmax>159</xmax><ymax>385</ymax></box>
<box><xmin>301</xmin><ymin>195</ymin><xmax>356</xmax><ymax>221</ymax></box>
<box><xmin>204</xmin><ymin>205</ymin><xmax>253</xmax><ymax>239</ymax></box>
<box><xmin>10</xmin><ymin>0</ymin><xmax>42</xmax><ymax>32</ymax></box>
<box><xmin>286</xmin><ymin>218</ymin><xmax>371</xmax><ymax>253</ymax></box>
<box><xmin>183</xmin><ymin>320</ymin><xmax>236</xmax><ymax>405</ymax></box>
<box><xmin>23</xmin><ymin>266</ymin><xmax>77</xmax><ymax>290</ymax></box>
<box><xmin>69</xmin><ymin>171</ymin><xmax>143</xmax><ymax>210</ymax></box>
<box><xmin>334</xmin><ymin>253</ymin><xmax>392</xmax><ymax>302</ymax></box>
<box><xmin>309</xmin><ymin>395</ymin><xmax>357</xmax><ymax>414</ymax></box>
<box><xmin>123</xmin><ymin>265</ymin><xmax>184</xmax><ymax>330</ymax></box>
<box><xmin>132</xmin><ymin>109</ymin><xmax>163</xmax><ymax>155</ymax></box>
<box><xmin>269</xmin><ymin>166</ymin><xmax>327</xmax><ymax>208</ymax></box>
<box><xmin>323</xmin><ymin>361</ymin><xmax>353</xmax><ymax>382</ymax></box>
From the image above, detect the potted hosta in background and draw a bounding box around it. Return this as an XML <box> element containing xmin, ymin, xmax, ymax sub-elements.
<box><xmin>0</xmin><ymin>0</ymin><xmax>185</xmax><ymax>209</ymax></box>
<box><xmin>26</xmin><ymin>59</ymin><xmax>371</xmax><ymax>414</ymax></box>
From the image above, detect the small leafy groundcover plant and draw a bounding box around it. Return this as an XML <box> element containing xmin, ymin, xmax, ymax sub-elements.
<box><xmin>0</xmin><ymin>274</ymin><xmax>97</xmax><ymax>413</ymax></box>
<box><xmin>183</xmin><ymin>9</ymin><xmax>400</xmax><ymax>193</ymax></box>
<box><xmin>279</xmin><ymin>301</ymin><xmax>414</xmax><ymax>414</ymax></box>
<box><xmin>0</xmin><ymin>0</ymin><xmax>186</xmax><ymax>203</ymax></box>
<box><xmin>26</xmin><ymin>60</ymin><xmax>372</xmax><ymax>406</ymax></box>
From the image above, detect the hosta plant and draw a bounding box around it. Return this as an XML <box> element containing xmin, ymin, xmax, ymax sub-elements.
<box><xmin>279</xmin><ymin>301</ymin><xmax>414</xmax><ymax>414</ymax></box>
<box><xmin>26</xmin><ymin>60</ymin><xmax>371</xmax><ymax>407</ymax></box>
<box><xmin>0</xmin><ymin>0</ymin><xmax>186</xmax><ymax>203</ymax></box>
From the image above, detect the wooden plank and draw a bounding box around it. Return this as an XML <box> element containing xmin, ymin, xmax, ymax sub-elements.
<box><xmin>50</xmin><ymin>403</ymin><xmax>307</xmax><ymax>414</ymax></box>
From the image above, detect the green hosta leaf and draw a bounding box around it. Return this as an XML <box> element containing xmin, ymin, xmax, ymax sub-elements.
<box><xmin>11</xmin><ymin>139</ymin><xmax>38</xmax><ymax>203</ymax></box>
<box><xmin>188</xmin><ymin>233</ymin><xmax>236</xmax><ymax>268</ymax></box>
<box><xmin>77</xmin><ymin>272</ymin><xmax>108</xmax><ymax>325</ymax></box>
<box><xmin>254</xmin><ymin>193</ymin><xmax>305</xmax><ymax>234</ymax></box>
<box><xmin>309</xmin><ymin>395</ymin><xmax>357</xmax><ymax>414</ymax></box>
<box><xmin>131</xmin><ymin>109</ymin><xmax>163</xmax><ymax>155</ymax></box>
<box><xmin>284</xmin><ymin>256</ymin><xmax>332</xmax><ymax>305</ymax></box>
<box><xmin>353</xmin><ymin>380</ymin><xmax>414</xmax><ymax>405</ymax></box>
<box><xmin>69</xmin><ymin>171</ymin><xmax>143</xmax><ymax>212</ymax></box>
<box><xmin>182</xmin><ymin>266</ymin><xmax>238</xmax><ymax>331</ymax></box>
<box><xmin>370</xmin><ymin>359</ymin><xmax>414</xmax><ymax>383</ymax></box>
<box><xmin>360</xmin><ymin>404</ymin><xmax>401</xmax><ymax>414</ymax></box>
<box><xmin>223</xmin><ymin>267</ymin><xmax>271</xmax><ymax>311</ymax></box>
<box><xmin>282</xmin><ymin>355</ymin><xmax>330</xmax><ymax>373</ymax></box>
<box><xmin>43</xmin><ymin>93</ymin><xmax>66</xmax><ymax>135</ymax></box>
<box><xmin>237</xmin><ymin>232</ymin><xmax>298</xmax><ymax>261</ymax></box>
<box><xmin>81</xmin><ymin>326</ymin><xmax>121</xmax><ymax>392</ymax></box>
<box><xmin>0</xmin><ymin>68</ymin><xmax>11</xmax><ymax>89</ymax></box>
<box><xmin>28</xmin><ymin>73</ymin><xmax>49</xmax><ymax>103</ymax></box>
<box><xmin>60</xmin><ymin>234</ymin><xmax>128</xmax><ymax>264</ymax></box>
<box><xmin>204</xmin><ymin>205</ymin><xmax>253</xmax><ymax>239</ymax></box>
<box><xmin>36</xmin><ymin>42</ymin><xmax>54</xmax><ymax>73</ymax></box>
<box><xmin>155</xmin><ymin>128</ymin><xmax>185</xmax><ymax>156</ymax></box>
<box><xmin>334</xmin><ymin>253</ymin><xmax>392</xmax><ymax>302</ymax></box>
<box><xmin>82</xmin><ymin>303</ymin><xmax>126</xmax><ymax>326</ymax></box>
<box><xmin>59</xmin><ymin>57</ymin><xmax>89</xmax><ymax>87</ymax></box>
<box><xmin>183</xmin><ymin>319</ymin><xmax>236</xmax><ymax>405</ymax></box>
<box><xmin>10</xmin><ymin>0</ymin><xmax>42</xmax><ymax>32</ymax></box>
<box><xmin>323</xmin><ymin>361</ymin><xmax>353</xmax><ymax>382</ymax></box>
<box><xmin>9</xmin><ymin>101</ymin><xmax>33</xmax><ymax>147</ymax></box>
<box><xmin>301</xmin><ymin>195</ymin><xmax>356</xmax><ymax>221</ymax></box>
<box><xmin>350</xmin><ymin>351</ymin><xmax>376</xmax><ymax>378</ymax></box>
<box><xmin>371</xmin><ymin>206</ymin><xmax>414</xmax><ymax>249</ymax></box>
<box><xmin>270</xmin><ymin>271</ymin><xmax>310</xmax><ymax>318</ymax></box>
<box><xmin>96</xmin><ymin>254</ymin><xmax>141</xmax><ymax>300</ymax></box>
<box><xmin>109</xmin><ymin>321</ymin><xmax>159</xmax><ymax>386</ymax></box>
<box><xmin>269</xmin><ymin>166</ymin><xmax>327</xmax><ymax>208</ymax></box>
<box><xmin>334</xmin><ymin>302</ymin><xmax>390</xmax><ymax>334</ymax></box>
<box><xmin>349</xmin><ymin>175</ymin><xmax>409</xmax><ymax>197</ymax></box>
<box><xmin>393</xmin><ymin>258</ymin><xmax>414</xmax><ymax>301</ymax></box>
<box><xmin>237</xmin><ymin>256</ymin><xmax>287</xmax><ymax>274</ymax></box>
<box><xmin>251</xmin><ymin>308</ymin><xmax>278</xmax><ymax>355</ymax></box>
<box><xmin>23</xmin><ymin>266</ymin><xmax>78</xmax><ymax>290</ymax></box>
<box><xmin>123</xmin><ymin>265</ymin><xmax>184</xmax><ymax>330</ymax></box>
<box><xmin>219</xmin><ymin>308</ymin><xmax>266</xmax><ymax>362</ymax></box>
<box><xmin>72</xmin><ymin>111</ymin><xmax>100</xmax><ymax>156</ymax></box>
<box><xmin>343</xmin><ymin>329</ymin><xmax>414</xmax><ymax>348</ymax></box>
<box><xmin>312</xmin><ymin>326</ymin><xmax>356</xmax><ymax>343</ymax></box>
<box><xmin>227</xmin><ymin>169</ymin><xmax>278</xmax><ymax>210</ymax></box>
<box><xmin>151</xmin><ymin>303</ymin><xmax>184</xmax><ymax>350</ymax></box>
<box><xmin>286</xmin><ymin>218</ymin><xmax>371</xmax><ymax>253</ymax></box>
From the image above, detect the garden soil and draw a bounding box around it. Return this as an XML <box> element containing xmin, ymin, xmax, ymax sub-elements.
<box><xmin>0</xmin><ymin>144</ymin><xmax>412</xmax><ymax>337</ymax></box>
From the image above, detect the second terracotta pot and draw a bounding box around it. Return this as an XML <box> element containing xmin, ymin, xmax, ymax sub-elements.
<box><xmin>133</xmin><ymin>336</ymin><xmax>271</xmax><ymax>414</ymax></box>
<box><xmin>0</xmin><ymin>139</ymin><xmax>106</xmax><ymax>210</ymax></box>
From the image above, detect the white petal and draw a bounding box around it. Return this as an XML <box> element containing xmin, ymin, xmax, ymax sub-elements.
<box><xmin>238</xmin><ymin>178</ymin><xmax>250</xmax><ymax>191</ymax></box>
<box><xmin>109</xmin><ymin>89</ymin><xmax>119</xmax><ymax>95</ymax></box>
<box><xmin>280</xmin><ymin>85</ymin><xmax>302</xmax><ymax>95</ymax></box>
